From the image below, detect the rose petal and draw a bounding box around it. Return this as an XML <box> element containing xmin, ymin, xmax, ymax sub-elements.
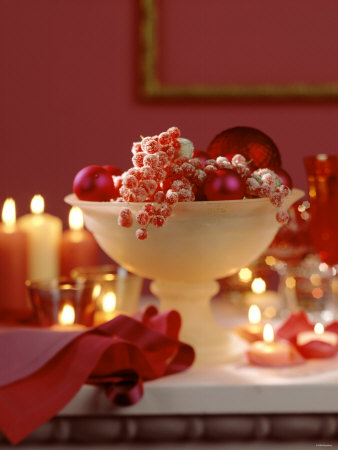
<box><xmin>324</xmin><ymin>321</ymin><xmax>338</xmax><ymax>334</ymax></box>
<box><xmin>276</xmin><ymin>311</ymin><xmax>313</xmax><ymax>343</ymax></box>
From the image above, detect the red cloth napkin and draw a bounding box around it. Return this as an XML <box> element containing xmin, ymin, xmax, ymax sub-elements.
<box><xmin>0</xmin><ymin>307</ymin><xmax>194</xmax><ymax>445</ymax></box>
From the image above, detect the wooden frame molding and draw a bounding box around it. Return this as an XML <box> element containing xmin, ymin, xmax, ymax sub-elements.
<box><xmin>139</xmin><ymin>0</ymin><xmax>338</xmax><ymax>100</ymax></box>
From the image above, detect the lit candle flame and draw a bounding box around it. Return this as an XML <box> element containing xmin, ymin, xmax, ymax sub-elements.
<box><xmin>263</xmin><ymin>323</ymin><xmax>274</xmax><ymax>343</ymax></box>
<box><xmin>238</xmin><ymin>267</ymin><xmax>252</xmax><ymax>283</ymax></box>
<box><xmin>58</xmin><ymin>304</ymin><xmax>75</xmax><ymax>325</ymax></box>
<box><xmin>251</xmin><ymin>277</ymin><xmax>266</xmax><ymax>294</ymax></box>
<box><xmin>69</xmin><ymin>206</ymin><xmax>84</xmax><ymax>231</ymax></box>
<box><xmin>248</xmin><ymin>305</ymin><xmax>261</xmax><ymax>324</ymax></box>
<box><xmin>314</xmin><ymin>322</ymin><xmax>324</xmax><ymax>335</ymax></box>
<box><xmin>102</xmin><ymin>292</ymin><xmax>116</xmax><ymax>313</ymax></box>
<box><xmin>31</xmin><ymin>195</ymin><xmax>44</xmax><ymax>214</ymax></box>
<box><xmin>2</xmin><ymin>198</ymin><xmax>16</xmax><ymax>228</ymax></box>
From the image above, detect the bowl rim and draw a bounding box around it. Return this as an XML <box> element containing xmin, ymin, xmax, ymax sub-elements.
<box><xmin>65</xmin><ymin>188</ymin><xmax>304</xmax><ymax>209</ymax></box>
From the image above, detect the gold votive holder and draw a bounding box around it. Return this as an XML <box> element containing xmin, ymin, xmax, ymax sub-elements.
<box><xmin>70</xmin><ymin>264</ymin><xmax>143</xmax><ymax>325</ymax></box>
<box><xmin>26</xmin><ymin>277</ymin><xmax>96</xmax><ymax>328</ymax></box>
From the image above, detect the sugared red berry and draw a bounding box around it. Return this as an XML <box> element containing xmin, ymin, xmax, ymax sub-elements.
<box><xmin>152</xmin><ymin>215</ymin><xmax>166</xmax><ymax>227</ymax></box>
<box><xmin>167</xmin><ymin>126</ymin><xmax>180</xmax><ymax>139</ymax></box>
<box><xmin>153</xmin><ymin>190</ymin><xmax>165</xmax><ymax>203</ymax></box>
<box><xmin>136</xmin><ymin>210</ymin><xmax>150</xmax><ymax>226</ymax></box>
<box><xmin>123</xmin><ymin>174</ymin><xmax>138</xmax><ymax>189</ymax></box>
<box><xmin>143</xmin><ymin>203</ymin><xmax>156</xmax><ymax>216</ymax></box>
<box><xmin>158</xmin><ymin>132</ymin><xmax>170</xmax><ymax>145</ymax></box>
<box><xmin>276</xmin><ymin>210</ymin><xmax>289</xmax><ymax>224</ymax></box>
<box><xmin>231</xmin><ymin>154</ymin><xmax>247</xmax><ymax>166</ymax></box>
<box><xmin>132</xmin><ymin>152</ymin><xmax>145</xmax><ymax>168</ymax></box>
<box><xmin>270</xmin><ymin>192</ymin><xmax>283</xmax><ymax>208</ymax></box>
<box><xmin>166</xmin><ymin>189</ymin><xmax>179</xmax><ymax>204</ymax></box>
<box><xmin>118</xmin><ymin>208</ymin><xmax>133</xmax><ymax>227</ymax></box>
<box><xmin>136</xmin><ymin>228</ymin><xmax>148</xmax><ymax>240</ymax></box>
<box><xmin>158</xmin><ymin>204</ymin><xmax>172</xmax><ymax>218</ymax></box>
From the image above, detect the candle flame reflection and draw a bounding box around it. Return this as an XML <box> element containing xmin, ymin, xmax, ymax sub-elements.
<box><xmin>31</xmin><ymin>195</ymin><xmax>44</xmax><ymax>214</ymax></box>
<box><xmin>59</xmin><ymin>304</ymin><xmax>75</xmax><ymax>325</ymax></box>
<box><xmin>248</xmin><ymin>305</ymin><xmax>261</xmax><ymax>324</ymax></box>
<box><xmin>263</xmin><ymin>323</ymin><xmax>274</xmax><ymax>343</ymax></box>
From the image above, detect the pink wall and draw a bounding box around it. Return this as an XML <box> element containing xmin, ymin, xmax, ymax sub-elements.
<box><xmin>1</xmin><ymin>0</ymin><xmax>338</xmax><ymax>226</ymax></box>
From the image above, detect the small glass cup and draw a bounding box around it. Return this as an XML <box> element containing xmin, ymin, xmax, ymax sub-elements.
<box><xmin>70</xmin><ymin>265</ymin><xmax>143</xmax><ymax>322</ymax></box>
<box><xmin>280</xmin><ymin>254</ymin><xmax>337</xmax><ymax>323</ymax></box>
<box><xmin>26</xmin><ymin>277</ymin><xmax>96</xmax><ymax>328</ymax></box>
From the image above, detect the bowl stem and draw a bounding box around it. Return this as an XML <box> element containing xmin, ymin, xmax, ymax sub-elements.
<box><xmin>150</xmin><ymin>280</ymin><xmax>247</xmax><ymax>366</ymax></box>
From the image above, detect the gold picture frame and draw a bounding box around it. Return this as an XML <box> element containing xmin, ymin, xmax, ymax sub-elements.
<box><xmin>139</xmin><ymin>0</ymin><xmax>338</xmax><ymax>100</ymax></box>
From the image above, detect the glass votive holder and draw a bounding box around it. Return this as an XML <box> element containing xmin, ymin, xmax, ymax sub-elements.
<box><xmin>26</xmin><ymin>277</ymin><xmax>96</xmax><ymax>328</ymax></box>
<box><xmin>280</xmin><ymin>254</ymin><xmax>337</xmax><ymax>323</ymax></box>
<box><xmin>70</xmin><ymin>264</ymin><xmax>143</xmax><ymax>325</ymax></box>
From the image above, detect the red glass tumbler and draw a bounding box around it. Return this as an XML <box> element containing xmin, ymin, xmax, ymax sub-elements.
<box><xmin>304</xmin><ymin>155</ymin><xmax>338</xmax><ymax>267</ymax></box>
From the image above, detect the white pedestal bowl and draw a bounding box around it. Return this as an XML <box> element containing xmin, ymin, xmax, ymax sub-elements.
<box><xmin>65</xmin><ymin>189</ymin><xmax>304</xmax><ymax>365</ymax></box>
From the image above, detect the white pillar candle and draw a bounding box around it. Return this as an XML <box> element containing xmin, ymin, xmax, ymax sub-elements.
<box><xmin>18</xmin><ymin>195</ymin><xmax>62</xmax><ymax>280</ymax></box>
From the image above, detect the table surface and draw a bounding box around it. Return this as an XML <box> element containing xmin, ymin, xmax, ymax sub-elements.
<box><xmin>60</xmin><ymin>297</ymin><xmax>338</xmax><ymax>417</ymax></box>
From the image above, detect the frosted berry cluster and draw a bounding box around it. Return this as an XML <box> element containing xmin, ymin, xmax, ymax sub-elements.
<box><xmin>114</xmin><ymin>127</ymin><xmax>290</xmax><ymax>239</ymax></box>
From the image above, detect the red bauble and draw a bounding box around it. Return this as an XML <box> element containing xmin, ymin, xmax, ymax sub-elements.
<box><xmin>102</xmin><ymin>165</ymin><xmax>123</xmax><ymax>176</ymax></box>
<box><xmin>207</xmin><ymin>126</ymin><xmax>282</xmax><ymax>170</ymax></box>
<box><xmin>203</xmin><ymin>169</ymin><xmax>245</xmax><ymax>201</ymax></box>
<box><xmin>271</xmin><ymin>166</ymin><xmax>293</xmax><ymax>189</ymax></box>
<box><xmin>73</xmin><ymin>165</ymin><xmax>117</xmax><ymax>201</ymax></box>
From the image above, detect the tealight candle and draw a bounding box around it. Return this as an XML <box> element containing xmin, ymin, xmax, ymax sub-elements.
<box><xmin>296</xmin><ymin>322</ymin><xmax>338</xmax><ymax>358</ymax></box>
<box><xmin>60</xmin><ymin>206</ymin><xmax>99</xmax><ymax>277</ymax></box>
<box><xmin>234</xmin><ymin>305</ymin><xmax>265</xmax><ymax>342</ymax></box>
<box><xmin>247</xmin><ymin>323</ymin><xmax>304</xmax><ymax>367</ymax></box>
<box><xmin>94</xmin><ymin>291</ymin><xmax>121</xmax><ymax>325</ymax></box>
<box><xmin>0</xmin><ymin>199</ymin><xmax>29</xmax><ymax>316</ymax></box>
<box><xmin>18</xmin><ymin>195</ymin><xmax>62</xmax><ymax>280</ymax></box>
<box><xmin>50</xmin><ymin>303</ymin><xmax>86</xmax><ymax>331</ymax></box>
<box><xmin>297</xmin><ymin>323</ymin><xmax>338</xmax><ymax>347</ymax></box>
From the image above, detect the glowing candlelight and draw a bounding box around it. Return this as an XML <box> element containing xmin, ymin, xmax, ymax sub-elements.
<box><xmin>248</xmin><ymin>304</ymin><xmax>261</xmax><ymax>325</ymax></box>
<box><xmin>102</xmin><ymin>292</ymin><xmax>116</xmax><ymax>313</ymax></box>
<box><xmin>31</xmin><ymin>194</ymin><xmax>44</xmax><ymax>214</ymax></box>
<box><xmin>251</xmin><ymin>277</ymin><xmax>266</xmax><ymax>294</ymax></box>
<box><xmin>69</xmin><ymin>206</ymin><xmax>84</xmax><ymax>231</ymax></box>
<box><xmin>58</xmin><ymin>303</ymin><xmax>76</xmax><ymax>325</ymax></box>
<box><xmin>2</xmin><ymin>198</ymin><xmax>16</xmax><ymax>230</ymax></box>
<box><xmin>263</xmin><ymin>323</ymin><xmax>274</xmax><ymax>343</ymax></box>
<box><xmin>94</xmin><ymin>291</ymin><xmax>120</xmax><ymax>325</ymax></box>
<box><xmin>233</xmin><ymin>304</ymin><xmax>264</xmax><ymax>343</ymax></box>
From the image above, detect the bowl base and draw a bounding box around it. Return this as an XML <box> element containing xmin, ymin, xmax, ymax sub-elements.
<box><xmin>151</xmin><ymin>280</ymin><xmax>247</xmax><ymax>366</ymax></box>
